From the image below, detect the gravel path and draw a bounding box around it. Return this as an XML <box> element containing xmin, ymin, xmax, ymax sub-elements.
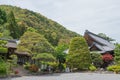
<box><xmin>1</xmin><ymin>72</ymin><xmax>120</xmax><ymax>80</ymax></box>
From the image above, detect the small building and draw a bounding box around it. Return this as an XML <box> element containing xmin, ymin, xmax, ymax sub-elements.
<box><xmin>0</xmin><ymin>38</ymin><xmax>18</xmax><ymax>59</ymax></box>
<box><xmin>0</xmin><ymin>38</ymin><xmax>32</xmax><ymax>64</ymax></box>
<box><xmin>84</xmin><ymin>30</ymin><xmax>115</xmax><ymax>67</ymax></box>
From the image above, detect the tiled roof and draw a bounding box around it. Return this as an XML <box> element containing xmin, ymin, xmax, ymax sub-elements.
<box><xmin>85</xmin><ymin>30</ymin><xmax>115</xmax><ymax>52</ymax></box>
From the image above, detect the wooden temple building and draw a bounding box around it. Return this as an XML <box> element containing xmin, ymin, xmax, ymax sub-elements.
<box><xmin>84</xmin><ymin>30</ymin><xmax>115</xmax><ymax>67</ymax></box>
<box><xmin>0</xmin><ymin>39</ymin><xmax>30</xmax><ymax>64</ymax></box>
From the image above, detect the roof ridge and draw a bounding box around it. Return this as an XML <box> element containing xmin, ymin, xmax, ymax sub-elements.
<box><xmin>85</xmin><ymin>30</ymin><xmax>110</xmax><ymax>42</ymax></box>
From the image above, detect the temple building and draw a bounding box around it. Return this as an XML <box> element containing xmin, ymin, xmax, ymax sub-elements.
<box><xmin>84</xmin><ymin>30</ymin><xmax>115</xmax><ymax>67</ymax></box>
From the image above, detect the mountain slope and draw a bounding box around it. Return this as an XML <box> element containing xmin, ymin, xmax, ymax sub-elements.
<box><xmin>0</xmin><ymin>5</ymin><xmax>80</xmax><ymax>46</ymax></box>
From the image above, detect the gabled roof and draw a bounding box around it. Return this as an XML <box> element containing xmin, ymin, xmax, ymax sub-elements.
<box><xmin>84</xmin><ymin>30</ymin><xmax>115</xmax><ymax>52</ymax></box>
<box><xmin>6</xmin><ymin>41</ymin><xmax>17</xmax><ymax>48</ymax></box>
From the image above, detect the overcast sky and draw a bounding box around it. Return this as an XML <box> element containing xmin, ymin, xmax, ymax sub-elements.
<box><xmin>0</xmin><ymin>0</ymin><xmax>120</xmax><ymax>42</ymax></box>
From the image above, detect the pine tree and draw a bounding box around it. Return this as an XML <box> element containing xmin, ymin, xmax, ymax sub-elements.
<box><xmin>7</xmin><ymin>11</ymin><xmax>20</xmax><ymax>39</ymax></box>
<box><xmin>0</xmin><ymin>9</ymin><xmax>7</xmax><ymax>25</ymax></box>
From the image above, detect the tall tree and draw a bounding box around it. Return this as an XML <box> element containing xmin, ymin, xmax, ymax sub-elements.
<box><xmin>0</xmin><ymin>9</ymin><xmax>7</xmax><ymax>33</ymax></box>
<box><xmin>67</xmin><ymin>37</ymin><xmax>92</xmax><ymax>70</ymax></box>
<box><xmin>0</xmin><ymin>9</ymin><xmax>7</xmax><ymax>25</ymax></box>
<box><xmin>7</xmin><ymin>11</ymin><xmax>20</xmax><ymax>39</ymax></box>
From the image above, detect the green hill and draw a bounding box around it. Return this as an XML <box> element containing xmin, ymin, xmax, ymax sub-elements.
<box><xmin>0</xmin><ymin>5</ymin><xmax>80</xmax><ymax>46</ymax></box>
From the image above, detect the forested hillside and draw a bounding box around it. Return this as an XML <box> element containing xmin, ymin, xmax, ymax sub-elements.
<box><xmin>0</xmin><ymin>5</ymin><xmax>80</xmax><ymax>46</ymax></box>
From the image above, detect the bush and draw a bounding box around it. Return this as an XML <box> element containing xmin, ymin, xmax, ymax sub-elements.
<box><xmin>29</xmin><ymin>64</ymin><xmax>39</xmax><ymax>72</ymax></box>
<box><xmin>58</xmin><ymin>63</ymin><xmax>66</xmax><ymax>72</ymax></box>
<box><xmin>89</xmin><ymin>65</ymin><xmax>97</xmax><ymax>71</ymax></box>
<box><xmin>107</xmin><ymin>65</ymin><xmax>120</xmax><ymax>72</ymax></box>
<box><xmin>0</xmin><ymin>47</ymin><xmax>8</xmax><ymax>53</ymax></box>
<box><xmin>24</xmin><ymin>62</ymin><xmax>31</xmax><ymax>70</ymax></box>
<box><xmin>0</xmin><ymin>59</ymin><xmax>7</xmax><ymax>76</ymax></box>
<box><xmin>48</xmin><ymin>62</ymin><xmax>58</xmax><ymax>72</ymax></box>
<box><xmin>102</xmin><ymin>53</ymin><xmax>113</xmax><ymax>62</ymax></box>
<box><xmin>90</xmin><ymin>52</ymin><xmax>103</xmax><ymax>68</ymax></box>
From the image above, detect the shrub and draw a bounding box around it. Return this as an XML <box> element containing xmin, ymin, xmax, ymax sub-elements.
<box><xmin>90</xmin><ymin>52</ymin><xmax>103</xmax><ymax>68</ymax></box>
<box><xmin>29</xmin><ymin>64</ymin><xmax>39</xmax><ymax>72</ymax></box>
<box><xmin>0</xmin><ymin>60</ymin><xmax>7</xmax><ymax>76</ymax></box>
<box><xmin>89</xmin><ymin>65</ymin><xmax>97</xmax><ymax>71</ymax></box>
<box><xmin>0</xmin><ymin>47</ymin><xmax>8</xmax><ymax>53</ymax></box>
<box><xmin>58</xmin><ymin>63</ymin><xmax>66</xmax><ymax>72</ymax></box>
<box><xmin>102</xmin><ymin>53</ymin><xmax>113</xmax><ymax>62</ymax></box>
<box><xmin>24</xmin><ymin>62</ymin><xmax>31</xmax><ymax>70</ymax></box>
<box><xmin>49</xmin><ymin>62</ymin><xmax>58</xmax><ymax>72</ymax></box>
<box><xmin>107</xmin><ymin>65</ymin><xmax>120</xmax><ymax>72</ymax></box>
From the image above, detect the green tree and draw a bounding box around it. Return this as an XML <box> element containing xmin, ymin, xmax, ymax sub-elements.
<box><xmin>17</xmin><ymin>31</ymin><xmax>55</xmax><ymax>55</ymax></box>
<box><xmin>0</xmin><ymin>9</ymin><xmax>7</xmax><ymax>34</ymax></box>
<box><xmin>1</xmin><ymin>30</ymin><xmax>13</xmax><ymax>39</ymax></box>
<box><xmin>33</xmin><ymin>53</ymin><xmax>56</xmax><ymax>62</ymax></box>
<box><xmin>55</xmin><ymin>45</ymin><xmax>68</xmax><ymax>63</ymax></box>
<box><xmin>7</xmin><ymin>11</ymin><xmax>20</xmax><ymax>39</ymax></box>
<box><xmin>0</xmin><ymin>9</ymin><xmax>7</xmax><ymax>25</ymax></box>
<box><xmin>55</xmin><ymin>45</ymin><xmax>68</xmax><ymax>71</ymax></box>
<box><xmin>114</xmin><ymin>43</ymin><xmax>120</xmax><ymax>64</ymax></box>
<box><xmin>67</xmin><ymin>37</ymin><xmax>91</xmax><ymax>70</ymax></box>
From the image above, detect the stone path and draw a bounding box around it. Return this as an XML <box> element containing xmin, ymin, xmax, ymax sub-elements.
<box><xmin>1</xmin><ymin>72</ymin><xmax>120</xmax><ymax>80</ymax></box>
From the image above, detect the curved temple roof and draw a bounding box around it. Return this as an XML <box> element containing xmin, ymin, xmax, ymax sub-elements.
<box><xmin>84</xmin><ymin>30</ymin><xmax>115</xmax><ymax>53</ymax></box>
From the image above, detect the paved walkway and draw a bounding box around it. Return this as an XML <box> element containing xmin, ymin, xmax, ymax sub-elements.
<box><xmin>1</xmin><ymin>72</ymin><xmax>120</xmax><ymax>80</ymax></box>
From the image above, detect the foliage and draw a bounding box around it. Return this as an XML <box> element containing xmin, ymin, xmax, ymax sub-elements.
<box><xmin>7</xmin><ymin>11</ymin><xmax>20</xmax><ymax>39</ymax></box>
<box><xmin>102</xmin><ymin>53</ymin><xmax>113</xmax><ymax>62</ymax></box>
<box><xmin>23</xmin><ymin>62</ymin><xmax>31</xmax><ymax>70</ymax></box>
<box><xmin>55</xmin><ymin>45</ymin><xmax>68</xmax><ymax>63</ymax></box>
<box><xmin>27</xmin><ymin>27</ymin><xmax>37</xmax><ymax>32</ymax></box>
<box><xmin>54</xmin><ymin>45</ymin><xmax>68</xmax><ymax>71</ymax></box>
<box><xmin>29</xmin><ymin>64</ymin><xmax>39</xmax><ymax>72</ymax></box>
<box><xmin>0</xmin><ymin>47</ymin><xmax>8</xmax><ymax>53</ymax></box>
<box><xmin>58</xmin><ymin>63</ymin><xmax>66</xmax><ymax>72</ymax></box>
<box><xmin>0</xmin><ymin>40</ymin><xmax>7</xmax><ymax>47</ymax></box>
<box><xmin>0</xmin><ymin>5</ymin><xmax>80</xmax><ymax>46</ymax></box>
<box><xmin>1</xmin><ymin>30</ymin><xmax>13</xmax><ymax>39</ymax></box>
<box><xmin>0</xmin><ymin>58</ymin><xmax>7</xmax><ymax>76</ymax></box>
<box><xmin>114</xmin><ymin>43</ymin><xmax>120</xmax><ymax>64</ymax></box>
<box><xmin>33</xmin><ymin>53</ymin><xmax>56</xmax><ymax>62</ymax></box>
<box><xmin>17</xmin><ymin>31</ymin><xmax>55</xmax><ymax>54</ymax></box>
<box><xmin>0</xmin><ymin>35</ymin><xmax>8</xmax><ymax>54</ymax></box>
<box><xmin>67</xmin><ymin>37</ymin><xmax>92</xmax><ymax>70</ymax></box>
<box><xmin>107</xmin><ymin>65</ymin><xmax>120</xmax><ymax>72</ymax></box>
<box><xmin>0</xmin><ymin>9</ymin><xmax>7</xmax><ymax>25</ymax></box>
<box><xmin>89</xmin><ymin>64</ymin><xmax>97</xmax><ymax>71</ymax></box>
<box><xmin>0</xmin><ymin>34</ymin><xmax>7</xmax><ymax>47</ymax></box>
<box><xmin>90</xmin><ymin>52</ymin><xmax>103</xmax><ymax>67</ymax></box>
<box><xmin>98</xmin><ymin>33</ymin><xmax>115</xmax><ymax>41</ymax></box>
<box><xmin>10</xmin><ymin>54</ymin><xmax>18</xmax><ymax>65</ymax></box>
<box><xmin>48</xmin><ymin>62</ymin><xmax>58</xmax><ymax>72</ymax></box>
